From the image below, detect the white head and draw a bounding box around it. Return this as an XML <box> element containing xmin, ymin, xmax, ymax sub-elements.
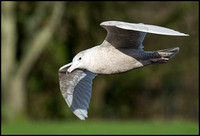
<box><xmin>67</xmin><ymin>51</ymin><xmax>89</xmax><ymax>73</ymax></box>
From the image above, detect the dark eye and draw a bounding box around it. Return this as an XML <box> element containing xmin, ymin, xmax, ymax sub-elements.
<box><xmin>79</xmin><ymin>57</ymin><xmax>81</xmax><ymax>60</ymax></box>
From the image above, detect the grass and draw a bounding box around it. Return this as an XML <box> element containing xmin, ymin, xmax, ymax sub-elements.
<box><xmin>1</xmin><ymin>119</ymin><xmax>199</xmax><ymax>135</ymax></box>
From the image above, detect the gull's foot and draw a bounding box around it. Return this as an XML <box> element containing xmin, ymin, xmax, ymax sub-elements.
<box><xmin>150</xmin><ymin>57</ymin><xmax>169</xmax><ymax>64</ymax></box>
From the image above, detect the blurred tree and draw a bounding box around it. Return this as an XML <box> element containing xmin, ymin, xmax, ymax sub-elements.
<box><xmin>2</xmin><ymin>1</ymin><xmax>65</xmax><ymax>121</ymax></box>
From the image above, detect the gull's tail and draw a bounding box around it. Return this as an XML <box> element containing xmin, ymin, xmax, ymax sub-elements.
<box><xmin>156</xmin><ymin>47</ymin><xmax>180</xmax><ymax>59</ymax></box>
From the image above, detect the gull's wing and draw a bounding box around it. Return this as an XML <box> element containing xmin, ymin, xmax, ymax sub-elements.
<box><xmin>58</xmin><ymin>63</ymin><xmax>97</xmax><ymax>120</ymax></box>
<box><xmin>100</xmin><ymin>21</ymin><xmax>189</xmax><ymax>49</ymax></box>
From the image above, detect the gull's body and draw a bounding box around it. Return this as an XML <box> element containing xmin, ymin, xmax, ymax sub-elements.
<box><xmin>58</xmin><ymin>21</ymin><xmax>188</xmax><ymax>120</ymax></box>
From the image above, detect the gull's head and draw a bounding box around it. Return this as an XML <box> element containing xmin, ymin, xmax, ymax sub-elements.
<box><xmin>67</xmin><ymin>51</ymin><xmax>88</xmax><ymax>73</ymax></box>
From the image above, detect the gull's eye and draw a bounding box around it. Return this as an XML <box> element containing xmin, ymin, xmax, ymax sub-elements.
<box><xmin>79</xmin><ymin>57</ymin><xmax>81</xmax><ymax>60</ymax></box>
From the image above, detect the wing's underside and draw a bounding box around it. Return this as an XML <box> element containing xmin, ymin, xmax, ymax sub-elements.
<box><xmin>100</xmin><ymin>21</ymin><xmax>189</xmax><ymax>49</ymax></box>
<box><xmin>58</xmin><ymin>63</ymin><xmax>97</xmax><ymax>120</ymax></box>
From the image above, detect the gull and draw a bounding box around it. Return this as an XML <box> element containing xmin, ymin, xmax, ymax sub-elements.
<box><xmin>58</xmin><ymin>21</ymin><xmax>189</xmax><ymax>120</ymax></box>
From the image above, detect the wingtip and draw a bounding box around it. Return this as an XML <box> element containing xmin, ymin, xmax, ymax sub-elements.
<box><xmin>73</xmin><ymin>109</ymin><xmax>88</xmax><ymax>120</ymax></box>
<box><xmin>79</xmin><ymin>116</ymin><xmax>86</xmax><ymax>120</ymax></box>
<box><xmin>184</xmin><ymin>33</ymin><xmax>190</xmax><ymax>36</ymax></box>
<box><xmin>178</xmin><ymin>32</ymin><xmax>189</xmax><ymax>36</ymax></box>
<box><xmin>160</xmin><ymin>32</ymin><xmax>189</xmax><ymax>36</ymax></box>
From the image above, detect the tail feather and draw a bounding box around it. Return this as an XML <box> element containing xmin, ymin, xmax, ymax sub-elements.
<box><xmin>157</xmin><ymin>47</ymin><xmax>179</xmax><ymax>58</ymax></box>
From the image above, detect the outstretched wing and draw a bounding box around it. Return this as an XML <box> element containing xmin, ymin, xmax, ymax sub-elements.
<box><xmin>58</xmin><ymin>63</ymin><xmax>97</xmax><ymax>120</ymax></box>
<box><xmin>100</xmin><ymin>21</ymin><xmax>189</xmax><ymax>49</ymax></box>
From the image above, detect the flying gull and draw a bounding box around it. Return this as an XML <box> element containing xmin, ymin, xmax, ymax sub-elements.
<box><xmin>58</xmin><ymin>21</ymin><xmax>189</xmax><ymax>120</ymax></box>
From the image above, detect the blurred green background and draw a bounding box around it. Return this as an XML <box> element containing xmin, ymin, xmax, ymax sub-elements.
<box><xmin>1</xmin><ymin>1</ymin><xmax>199</xmax><ymax>135</ymax></box>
